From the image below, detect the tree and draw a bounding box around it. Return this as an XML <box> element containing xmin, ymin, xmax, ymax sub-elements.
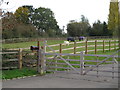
<box><xmin>2</xmin><ymin>11</ymin><xmax>38</xmax><ymax>39</ymax></box>
<box><xmin>14</xmin><ymin>7</ymin><xmax>30</xmax><ymax>24</ymax></box>
<box><xmin>13</xmin><ymin>23</ymin><xmax>38</xmax><ymax>38</ymax></box>
<box><xmin>89</xmin><ymin>20</ymin><xmax>103</xmax><ymax>36</ymax></box>
<box><xmin>22</xmin><ymin>5</ymin><xmax>35</xmax><ymax>23</ymax></box>
<box><xmin>108</xmin><ymin>0</ymin><xmax>119</xmax><ymax>36</ymax></box>
<box><xmin>2</xmin><ymin>12</ymin><xmax>18</xmax><ymax>39</ymax></box>
<box><xmin>67</xmin><ymin>21</ymin><xmax>80</xmax><ymax>37</ymax></box>
<box><xmin>2</xmin><ymin>5</ymin><xmax>62</xmax><ymax>38</ymax></box>
<box><xmin>67</xmin><ymin>15</ymin><xmax>90</xmax><ymax>37</ymax></box>
<box><xmin>31</xmin><ymin>7</ymin><xmax>61</xmax><ymax>37</ymax></box>
<box><xmin>89</xmin><ymin>21</ymin><xmax>112</xmax><ymax>36</ymax></box>
<box><xmin>103</xmin><ymin>22</ymin><xmax>112</xmax><ymax>36</ymax></box>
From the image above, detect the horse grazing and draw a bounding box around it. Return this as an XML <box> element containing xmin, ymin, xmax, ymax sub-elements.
<box><xmin>63</xmin><ymin>41</ymin><xmax>69</xmax><ymax>46</ymax></box>
<box><xmin>67</xmin><ymin>37</ymin><xmax>75</xmax><ymax>42</ymax></box>
<box><xmin>78</xmin><ymin>36</ymin><xmax>86</xmax><ymax>41</ymax></box>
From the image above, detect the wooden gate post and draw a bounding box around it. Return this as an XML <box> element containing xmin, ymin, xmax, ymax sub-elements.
<box><xmin>37</xmin><ymin>41</ymin><xmax>46</xmax><ymax>75</ymax></box>
<box><xmin>18</xmin><ymin>48</ymin><xmax>22</xmax><ymax>69</ymax></box>
<box><xmin>37</xmin><ymin>41</ymin><xmax>40</xmax><ymax>73</ymax></box>
<box><xmin>39</xmin><ymin>49</ymin><xmax>46</xmax><ymax>75</ymax></box>
<box><xmin>43</xmin><ymin>40</ymin><xmax>47</xmax><ymax>73</ymax></box>
<box><xmin>80</xmin><ymin>51</ymin><xmax>84</xmax><ymax>75</ymax></box>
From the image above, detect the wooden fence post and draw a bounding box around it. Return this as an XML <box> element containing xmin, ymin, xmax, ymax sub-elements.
<box><xmin>59</xmin><ymin>44</ymin><xmax>62</xmax><ymax>55</ymax></box>
<box><xmin>109</xmin><ymin>40</ymin><xmax>111</xmax><ymax>51</ymax></box>
<box><xmin>95</xmin><ymin>40</ymin><xmax>97</xmax><ymax>54</ymax></box>
<box><xmin>74</xmin><ymin>42</ymin><xmax>76</xmax><ymax>54</ymax></box>
<box><xmin>85</xmin><ymin>40</ymin><xmax>88</xmax><ymax>54</ymax></box>
<box><xmin>114</xmin><ymin>40</ymin><xmax>116</xmax><ymax>50</ymax></box>
<box><xmin>37</xmin><ymin>41</ymin><xmax>40</xmax><ymax>73</ymax></box>
<box><xmin>80</xmin><ymin>51</ymin><xmax>84</xmax><ymax>75</ymax></box>
<box><xmin>103</xmin><ymin>40</ymin><xmax>105</xmax><ymax>53</ymax></box>
<box><xmin>18</xmin><ymin>48</ymin><xmax>22</xmax><ymax>69</ymax></box>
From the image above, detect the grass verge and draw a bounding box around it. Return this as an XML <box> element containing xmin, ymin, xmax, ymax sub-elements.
<box><xmin>2</xmin><ymin>68</ymin><xmax>38</xmax><ymax>79</ymax></box>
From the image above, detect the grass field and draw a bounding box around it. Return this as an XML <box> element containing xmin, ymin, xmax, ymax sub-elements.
<box><xmin>2</xmin><ymin>40</ymin><xmax>64</xmax><ymax>49</ymax></box>
<box><xmin>2</xmin><ymin>39</ymin><xmax>119</xmax><ymax>49</ymax></box>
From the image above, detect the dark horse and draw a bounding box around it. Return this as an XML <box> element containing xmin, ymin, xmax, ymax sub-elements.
<box><xmin>78</xmin><ymin>36</ymin><xmax>85</xmax><ymax>41</ymax></box>
<box><xmin>67</xmin><ymin>37</ymin><xmax>75</xmax><ymax>42</ymax></box>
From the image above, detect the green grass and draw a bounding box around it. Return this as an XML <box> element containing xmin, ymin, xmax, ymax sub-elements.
<box><xmin>2</xmin><ymin>40</ymin><xmax>64</xmax><ymax>49</ymax></box>
<box><xmin>2</xmin><ymin>41</ymin><xmax>38</xmax><ymax>49</ymax></box>
<box><xmin>2</xmin><ymin>68</ymin><xmax>38</xmax><ymax>79</ymax></box>
<box><xmin>3</xmin><ymin>39</ymin><xmax>119</xmax><ymax>49</ymax></box>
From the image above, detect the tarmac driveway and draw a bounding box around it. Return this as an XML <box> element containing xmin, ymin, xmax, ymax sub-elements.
<box><xmin>2</xmin><ymin>71</ymin><xmax>118</xmax><ymax>88</ymax></box>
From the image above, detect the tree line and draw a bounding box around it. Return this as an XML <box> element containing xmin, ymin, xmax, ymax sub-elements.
<box><xmin>2</xmin><ymin>0</ymin><xmax>120</xmax><ymax>39</ymax></box>
<box><xmin>2</xmin><ymin>6</ymin><xmax>62</xmax><ymax>39</ymax></box>
<box><xmin>67</xmin><ymin>1</ymin><xmax>119</xmax><ymax>37</ymax></box>
<box><xmin>67</xmin><ymin>15</ymin><xmax>112</xmax><ymax>37</ymax></box>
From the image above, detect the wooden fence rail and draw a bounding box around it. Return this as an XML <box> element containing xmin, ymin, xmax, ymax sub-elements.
<box><xmin>4</xmin><ymin>39</ymin><xmax>119</xmax><ymax>55</ymax></box>
<box><xmin>47</xmin><ymin>40</ymin><xmax>119</xmax><ymax>54</ymax></box>
<box><xmin>2</xmin><ymin>49</ymin><xmax>23</xmax><ymax>70</ymax></box>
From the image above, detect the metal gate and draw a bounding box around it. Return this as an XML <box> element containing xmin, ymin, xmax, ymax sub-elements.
<box><xmin>39</xmin><ymin>41</ymin><xmax>119</xmax><ymax>79</ymax></box>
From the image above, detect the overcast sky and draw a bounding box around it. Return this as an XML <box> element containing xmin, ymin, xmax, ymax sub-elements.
<box><xmin>1</xmin><ymin>0</ymin><xmax>120</xmax><ymax>30</ymax></box>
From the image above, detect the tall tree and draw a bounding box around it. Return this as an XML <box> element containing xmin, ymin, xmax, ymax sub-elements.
<box><xmin>2</xmin><ymin>12</ymin><xmax>18</xmax><ymax>39</ymax></box>
<box><xmin>14</xmin><ymin>7</ymin><xmax>30</xmax><ymax>24</ymax></box>
<box><xmin>89</xmin><ymin>20</ymin><xmax>103</xmax><ymax>36</ymax></box>
<box><xmin>89</xmin><ymin>21</ymin><xmax>112</xmax><ymax>36</ymax></box>
<box><xmin>31</xmin><ymin>7</ymin><xmax>61</xmax><ymax>37</ymax></box>
<box><xmin>2</xmin><ymin>11</ymin><xmax>38</xmax><ymax>39</ymax></box>
<box><xmin>67</xmin><ymin>15</ymin><xmax>90</xmax><ymax>37</ymax></box>
<box><xmin>103</xmin><ymin>22</ymin><xmax>112</xmax><ymax>36</ymax></box>
<box><xmin>108</xmin><ymin>0</ymin><xmax>119</xmax><ymax>36</ymax></box>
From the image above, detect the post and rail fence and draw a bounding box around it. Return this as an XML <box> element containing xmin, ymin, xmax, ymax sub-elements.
<box><xmin>47</xmin><ymin>39</ymin><xmax>119</xmax><ymax>54</ymax></box>
<box><xmin>2</xmin><ymin>39</ymin><xmax>119</xmax><ymax>78</ymax></box>
<box><xmin>2</xmin><ymin>49</ymin><xmax>23</xmax><ymax>70</ymax></box>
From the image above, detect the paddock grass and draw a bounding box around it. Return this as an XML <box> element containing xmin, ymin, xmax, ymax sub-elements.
<box><xmin>2</xmin><ymin>39</ymin><xmax>119</xmax><ymax>49</ymax></box>
<box><xmin>2</xmin><ymin>40</ymin><xmax>64</xmax><ymax>49</ymax></box>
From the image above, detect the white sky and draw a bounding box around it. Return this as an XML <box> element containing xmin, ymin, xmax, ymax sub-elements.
<box><xmin>1</xmin><ymin>0</ymin><xmax>120</xmax><ymax>30</ymax></box>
